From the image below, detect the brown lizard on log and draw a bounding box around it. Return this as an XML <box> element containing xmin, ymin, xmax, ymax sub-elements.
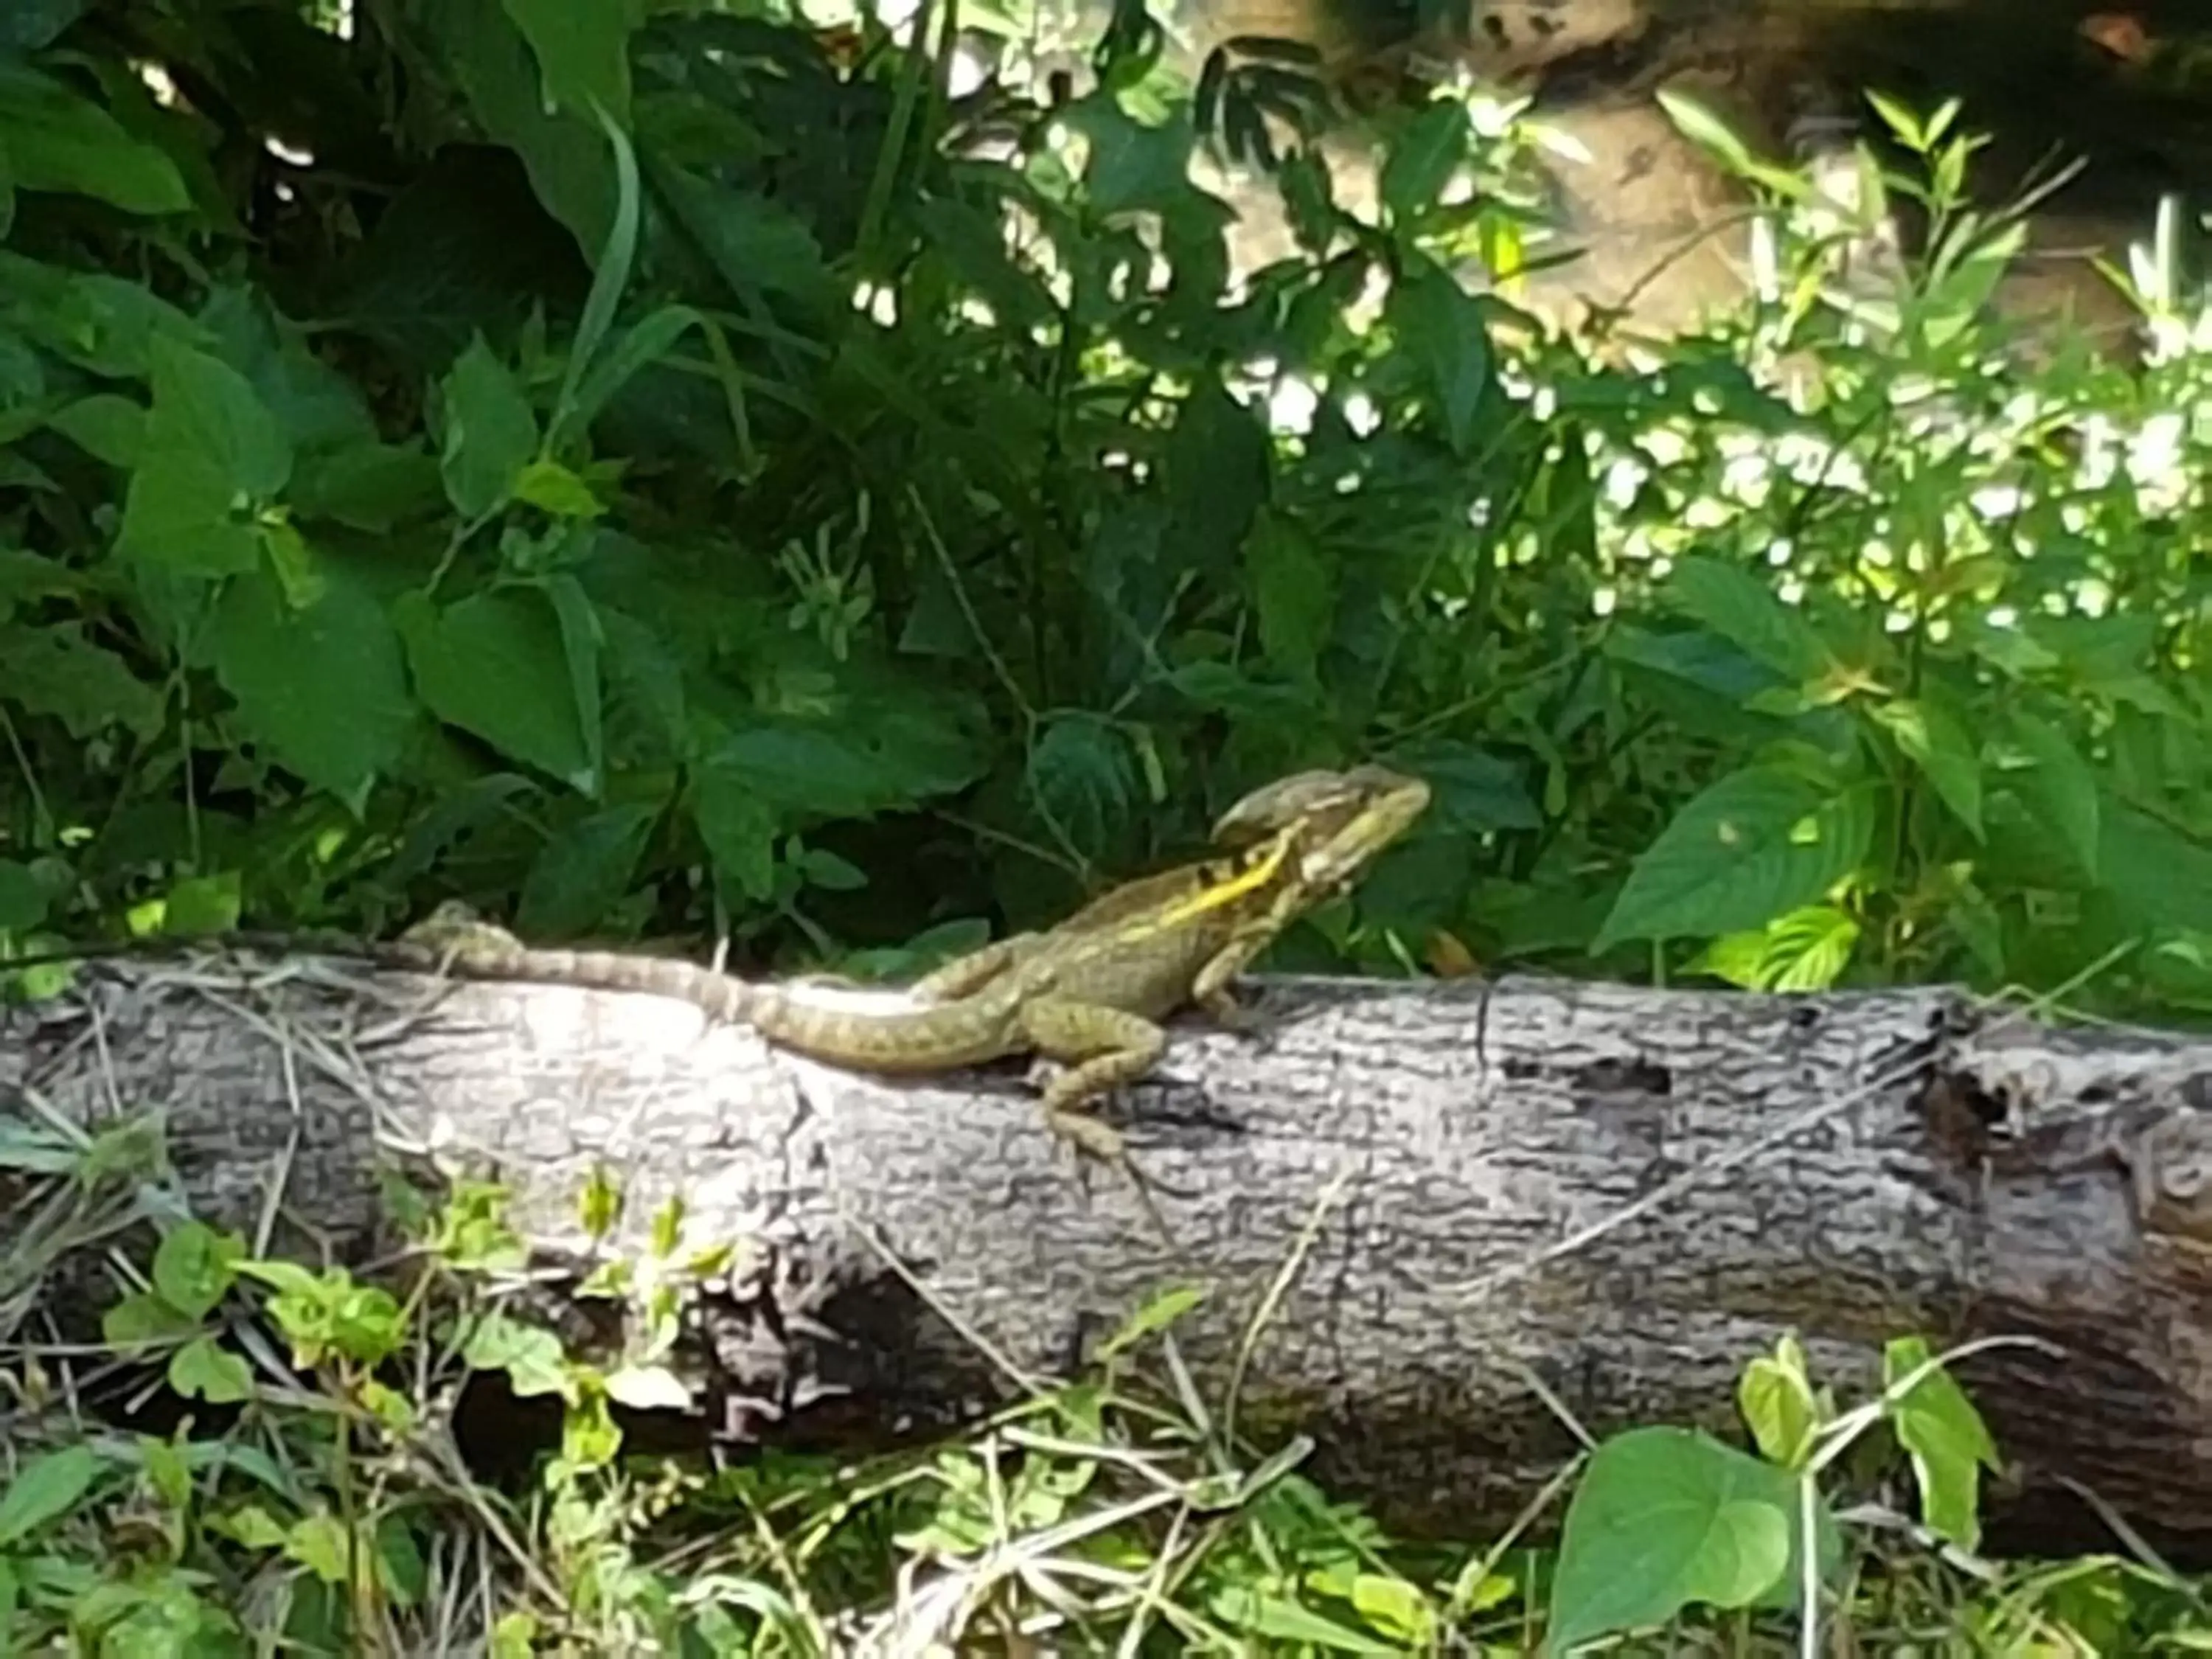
<box><xmin>4</xmin><ymin>765</ymin><xmax>1431</xmax><ymax>1169</ymax></box>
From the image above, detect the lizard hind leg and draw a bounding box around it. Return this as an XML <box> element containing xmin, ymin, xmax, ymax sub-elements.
<box><xmin>1015</xmin><ymin>997</ymin><xmax>1168</xmax><ymax>1165</ymax></box>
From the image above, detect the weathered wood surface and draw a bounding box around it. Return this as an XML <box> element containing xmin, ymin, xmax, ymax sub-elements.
<box><xmin>7</xmin><ymin>952</ymin><xmax>2212</xmax><ymax>1551</ymax></box>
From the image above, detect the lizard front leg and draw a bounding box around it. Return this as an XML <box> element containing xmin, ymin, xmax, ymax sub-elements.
<box><xmin>1189</xmin><ymin>911</ymin><xmax>1297</xmax><ymax>1030</ymax></box>
<box><xmin>1015</xmin><ymin>996</ymin><xmax>1168</xmax><ymax>1162</ymax></box>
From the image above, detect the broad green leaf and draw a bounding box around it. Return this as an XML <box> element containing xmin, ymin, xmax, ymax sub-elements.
<box><xmin>1</xmin><ymin>0</ymin><xmax>87</xmax><ymax>50</ymax></box>
<box><xmin>212</xmin><ymin>568</ymin><xmax>414</xmax><ymax>802</ymax></box>
<box><xmin>437</xmin><ymin>335</ymin><xmax>539</xmax><ymax>519</ymax></box>
<box><xmin>0</xmin><ymin>621</ymin><xmax>164</xmax><ymax>738</ymax></box>
<box><xmin>461</xmin><ymin>1310</ymin><xmax>568</xmax><ymax>1397</ymax></box>
<box><xmin>198</xmin><ymin>285</ymin><xmax>380</xmax><ymax>454</ymax></box>
<box><xmin>289</xmin><ymin>442</ymin><xmax>446</xmax><ymax>531</ymax></box>
<box><xmin>0</xmin><ymin>1445</ymin><xmax>100</xmax><ymax>1545</ymax></box>
<box><xmin>1167</xmin><ymin>373</ymin><xmax>1270</xmax><ymax>574</ymax></box>
<box><xmin>1595</xmin><ymin>763</ymin><xmax>1877</xmax><ymax>951</ymax></box>
<box><xmin>1868</xmin><ymin>697</ymin><xmax>1983</xmax><ymax>838</ymax></box>
<box><xmin>0</xmin><ymin>60</ymin><xmax>187</xmax><ymax>214</ymax></box>
<box><xmin>692</xmin><ymin>766</ymin><xmax>779</xmax><ymax>902</ymax></box>
<box><xmin>2097</xmin><ymin>802</ymin><xmax>2212</xmax><ymax>935</ymax></box>
<box><xmin>1379</xmin><ymin>99</ymin><xmax>1466</xmax><ymax>223</ymax></box>
<box><xmin>286</xmin><ymin>1513</ymin><xmax>352</xmax><ymax>1585</ymax></box>
<box><xmin>0</xmin><ymin>860</ymin><xmax>49</xmax><ymax>932</ymax></box>
<box><xmin>515</xmin><ymin>801</ymin><xmax>661</xmax><ymax>936</ymax></box>
<box><xmin>116</xmin><ymin>336</ymin><xmax>293</xmax><ymax>576</ymax></box>
<box><xmin>1740</xmin><ymin>1334</ymin><xmax>1822</xmax><ymax>1468</ymax></box>
<box><xmin>1666</xmin><ymin>556</ymin><xmax>1826</xmax><ymax>682</ymax></box>
<box><xmin>1884</xmin><ymin>1337</ymin><xmax>1999</xmax><ymax>1552</ymax></box>
<box><xmin>1389</xmin><ymin>261</ymin><xmax>1492</xmax><ymax>456</ymax></box>
<box><xmin>1547</xmin><ymin>1426</ymin><xmax>1829</xmax><ymax>1655</ymax></box>
<box><xmin>46</xmin><ymin>392</ymin><xmax>145</xmax><ymax>466</ymax></box>
<box><xmin>2004</xmin><ymin>712</ymin><xmax>2098</xmax><ymax>879</ymax></box>
<box><xmin>396</xmin><ymin>589</ymin><xmax>594</xmax><ymax>790</ymax></box>
<box><xmin>0</xmin><ymin>251</ymin><xmax>209</xmax><ymax>377</ymax></box>
<box><xmin>1696</xmin><ymin>905</ymin><xmax>1860</xmax><ymax>992</ymax></box>
<box><xmin>1064</xmin><ymin>96</ymin><xmax>1200</xmax><ymax>218</ymax></box>
<box><xmin>162</xmin><ymin>872</ymin><xmax>242</xmax><ymax>935</ymax></box>
<box><xmin>437</xmin><ymin>0</ymin><xmax>619</xmax><ymax>252</ymax></box>
<box><xmin>1385</xmin><ymin>739</ymin><xmax>1541</xmax><ymax>832</ymax></box>
<box><xmin>151</xmin><ymin>1221</ymin><xmax>244</xmax><ymax>1321</ymax></box>
<box><xmin>503</xmin><ymin>0</ymin><xmax>642</xmax><ymax>122</ymax></box>
<box><xmin>512</xmin><ymin>457</ymin><xmax>602</xmax><ymax>517</ymax></box>
<box><xmin>1246</xmin><ymin>510</ymin><xmax>1336</xmax><ymax>681</ymax></box>
<box><xmin>170</xmin><ymin>1335</ymin><xmax>254</xmax><ymax>1403</ymax></box>
<box><xmin>706</xmin><ymin>704</ymin><xmax>990</xmax><ymax>821</ymax></box>
<box><xmin>1028</xmin><ymin>714</ymin><xmax>1140</xmax><ymax>858</ymax></box>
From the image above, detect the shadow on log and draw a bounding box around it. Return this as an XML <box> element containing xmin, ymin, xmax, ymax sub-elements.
<box><xmin>6</xmin><ymin>950</ymin><xmax>2212</xmax><ymax>1559</ymax></box>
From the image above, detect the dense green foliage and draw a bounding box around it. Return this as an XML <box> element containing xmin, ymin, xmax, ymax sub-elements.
<box><xmin>2</xmin><ymin>0</ymin><xmax>2211</xmax><ymax>1650</ymax></box>
<box><xmin>0</xmin><ymin>0</ymin><xmax>2202</xmax><ymax>1014</ymax></box>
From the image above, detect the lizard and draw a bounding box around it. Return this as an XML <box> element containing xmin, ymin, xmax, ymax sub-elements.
<box><xmin>2</xmin><ymin>764</ymin><xmax>1430</xmax><ymax>1169</ymax></box>
<box><xmin>389</xmin><ymin>762</ymin><xmax>1431</xmax><ymax>1164</ymax></box>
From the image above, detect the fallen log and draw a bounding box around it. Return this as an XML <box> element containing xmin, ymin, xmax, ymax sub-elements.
<box><xmin>5</xmin><ymin>948</ymin><xmax>2211</xmax><ymax>1555</ymax></box>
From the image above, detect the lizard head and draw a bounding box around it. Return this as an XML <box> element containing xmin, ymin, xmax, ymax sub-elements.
<box><xmin>1212</xmin><ymin>764</ymin><xmax>1431</xmax><ymax>901</ymax></box>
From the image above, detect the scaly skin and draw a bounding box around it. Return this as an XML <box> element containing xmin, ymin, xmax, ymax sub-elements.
<box><xmin>393</xmin><ymin>764</ymin><xmax>1431</xmax><ymax>1160</ymax></box>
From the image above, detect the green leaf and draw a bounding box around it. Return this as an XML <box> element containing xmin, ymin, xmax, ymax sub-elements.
<box><xmin>290</xmin><ymin>442</ymin><xmax>445</xmax><ymax>531</ymax></box>
<box><xmin>515</xmin><ymin>801</ymin><xmax>660</xmax><ymax>936</ymax></box>
<box><xmin>1390</xmin><ymin>262</ymin><xmax>1492</xmax><ymax>456</ymax></box>
<box><xmin>396</xmin><ymin>589</ymin><xmax>594</xmax><ymax>790</ymax></box>
<box><xmin>0</xmin><ymin>621</ymin><xmax>164</xmax><ymax>739</ymax></box>
<box><xmin>549</xmin><ymin>103</ymin><xmax>642</xmax><ymax>449</ymax></box>
<box><xmin>1595</xmin><ymin>762</ymin><xmax>1877</xmax><ymax>951</ymax></box>
<box><xmin>1696</xmin><ymin>905</ymin><xmax>1860</xmax><ymax>993</ymax></box>
<box><xmin>1657</xmin><ymin>88</ymin><xmax>1757</xmax><ymax>175</ymax></box>
<box><xmin>1883</xmin><ymin>1336</ymin><xmax>1999</xmax><ymax>1553</ymax></box>
<box><xmin>151</xmin><ymin>1221</ymin><xmax>243</xmax><ymax>1321</ymax></box>
<box><xmin>511</xmin><ymin>458</ymin><xmax>602</xmax><ymax>517</ymax></box>
<box><xmin>1211</xmin><ymin>1586</ymin><xmax>1404</xmax><ymax>1655</ymax></box>
<box><xmin>1167</xmin><ymin>373</ymin><xmax>1270</xmax><ymax>574</ymax></box>
<box><xmin>437</xmin><ymin>335</ymin><xmax>539</xmax><ymax>520</ymax></box>
<box><xmin>286</xmin><ymin>1512</ymin><xmax>352</xmax><ymax>1585</ymax></box>
<box><xmin>1379</xmin><ymin>100</ymin><xmax>1467</xmax><ymax>224</ymax></box>
<box><xmin>0</xmin><ymin>60</ymin><xmax>188</xmax><ymax>215</ymax></box>
<box><xmin>169</xmin><ymin>1335</ymin><xmax>254</xmax><ymax>1404</ymax></box>
<box><xmin>212</xmin><ymin>567</ymin><xmax>414</xmax><ymax>802</ymax></box>
<box><xmin>1666</xmin><ymin>556</ymin><xmax>1826</xmax><ymax>682</ymax></box>
<box><xmin>558</xmin><ymin>303</ymin><xmax>703</xmax><ymax>446</ymax></box>
<box><xmin>502</xmin><ymin>0</ymin><xmax>642</xmax><ymax>122</ymax></box>
<box><xmin>2003</xmin><ymin>712</ymin><xmax>2098</xmax><ymax>879</ymax></box>
<box><xmin>461</xmin><ymin>1310</ymin><xmax>568</xmax><ymax>1397</ymax></box>
<box><xmin>1028</xmin><ymin>714</ymin><xmax>1140</xmax><ymax>858</ymax></box>
<box><xmin>1548</xmin><ymin>1427</ymin><xmax>1830</xmax><ymax>1655</ymax></box>
<box><xmin>105</xmin><ymin>1291</ymin><xmax>200</xmax><ymax>1349</ymax></box>
<box><xmin>1385</xmin><ymin>740</ymin><xmax>1541</xmax><ymax>832</ymax></box>
<box><xmin>692</xmin><ymin>765</ymin><xmax>779</xmax><ymax>902</ymax></box>
<box><xmin>163</xmin><ymin>872</ymin><xmax>242</xmax><ymax>935</ymax></box>
<box><xmin>1</xmin><ymin>0</ymin><xmax>87</xmax><ymax>51</ymax></box>
<box><xmin>0</xmin><ymin>859</ymin><xmax>49</xmax><ymax>932</ymax></box>
<box><xmin>116</xmin><ymin>337</ymin><xmax>293</xmax><ymax>577</ymax></box>
<box><xmin>1739</xmin><ymin>1334</ymin><xmax>1822</xmax><ymax>1468</ymax></box>
<box><xmin>1869</xmin><ymin>697</ymin><xmax>1983</xmax><ymax>838</ymax></box>
<box><xmin>1246</xmin><ymin>510</ymin><xmax>1336</xmax><ymax>681</ymax></box>
<box><xmin>0</xmin><ymin>1445</ymin><xmax>100</xmax><ymax>1545</ymax></box>
<box><xmin>46</xmin><ymin>392</ymin><xmax>146</xmax><ymax>467</ymax></box>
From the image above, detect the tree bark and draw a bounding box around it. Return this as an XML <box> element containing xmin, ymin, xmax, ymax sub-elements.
<box><xmin>7</xmin><ymin>950</ymin><xmax>2211</xmax><ymax>1554</ymax></box>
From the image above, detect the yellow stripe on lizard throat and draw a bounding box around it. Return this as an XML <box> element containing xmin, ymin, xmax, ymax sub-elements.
<box><xmin>1108</xmin><ymin>829</ymin><xmax>1294</xmax><ymax>944</ymax></box>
